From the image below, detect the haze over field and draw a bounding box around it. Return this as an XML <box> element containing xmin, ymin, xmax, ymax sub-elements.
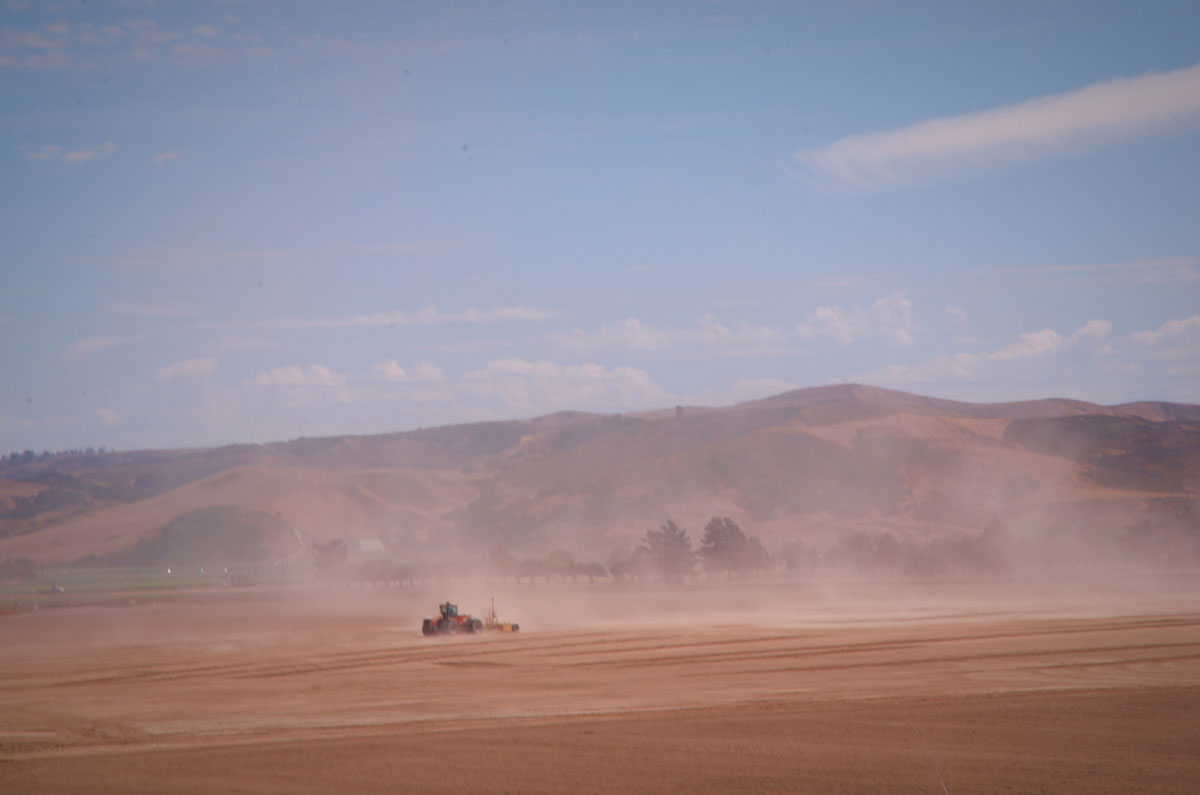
<box><xmin>2</xmin><ymin>385</ymin><xmax>1197</xmax><ymax>579</ymax></box>
<box><xmin>2</xmin><ymin>1</ymin><xmax>1199</xmax><ymax>456</ymax></box>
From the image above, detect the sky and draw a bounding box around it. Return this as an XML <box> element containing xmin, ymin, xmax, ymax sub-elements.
<box><xmin>2</xmin><ymin>0</ymin><xmax>1199</xmax><ymax>454</ymax></box>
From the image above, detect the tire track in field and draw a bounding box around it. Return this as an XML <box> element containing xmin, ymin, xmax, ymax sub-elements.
<box><xmin>9</xmin><ymin>615</ymin><xmax>1199</xmax><ymax>692</ymax></box>
<box><xmin>554</xmin><ymin>616</ymin><xmax>1200</xmax><ymax>671</ymax></box>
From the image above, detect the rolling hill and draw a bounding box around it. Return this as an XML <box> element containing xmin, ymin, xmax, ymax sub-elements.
<box><xmin>2</xmin><ymin>385</ymin><xmax>1198</xmax><ymax>569</ymax></box>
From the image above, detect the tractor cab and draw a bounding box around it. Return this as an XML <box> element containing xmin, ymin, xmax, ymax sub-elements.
<box><xmin>439</xmin><ymin>602</ymin><xmax>458</xmax><ymax>620</ymax></box>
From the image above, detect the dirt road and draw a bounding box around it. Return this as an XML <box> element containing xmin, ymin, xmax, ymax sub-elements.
<box><xmin>2</xmin><ymin>581</ymin><xmax>1199</xmax><ymax>792</ymax></box>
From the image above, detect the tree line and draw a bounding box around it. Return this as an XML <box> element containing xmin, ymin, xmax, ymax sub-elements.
<box><xmin>612</xmin><ymin>517</ymin><xmax>771</xmax><ymax>581</ymax></box>
<box><xmin>310</xmin><ymin>516</ymin><xmax>774</xmax><ymax>586</ymax></box>
<box><xmin>1</xmin><ymin>447</ymin><xmax>110</xmax><ymax>468</ymax></box>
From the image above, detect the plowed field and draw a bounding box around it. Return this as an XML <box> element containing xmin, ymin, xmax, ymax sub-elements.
<box><xmin>3</xmin><ymin>581</ymin><xmax>1199</xmax><ymax>793</ymax></box>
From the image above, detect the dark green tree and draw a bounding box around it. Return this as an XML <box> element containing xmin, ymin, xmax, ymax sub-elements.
<box><xmin>641</xmin><ymin>519</ymin><xmax>695</xmax><ymax>582</ymax></box>
<box><xmin>700</xmin><ymin>516</ymin><xmax>745</xmax><ymax>575</ymax></box>
<box><xmin>700</xmin><ymin>516</ymin><xmax>771</xmax><ymax>576</ymax></box>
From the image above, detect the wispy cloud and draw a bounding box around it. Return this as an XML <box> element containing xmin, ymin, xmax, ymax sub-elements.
<box><xmin>551</xmin><ymin>315</ymin><xmax>785</xmax><ymax>356</ymax></box>
<box><xmin>794</xmin><ymin>60</ymin><xmax>1200</xmax><ymax>191</ymax></box>
<box><xmin>857</xmin><ymin>315</ymin><xmax>1200</xmax><ymax>403</ymax></box>
<box><xmin>0</xmin><ymin>26</ymin><xmax>69</xmax><ymax>68</ymax></box>
<box><xmin>1</xmin><ymin>13</ymin><xmax>273</xmax><ymax>70</ymax></box>
<box><xmin>103</xmin><ymin>301</ymin><xmax>195</xmax><ymax>318</ymax></box>
<box><xmin>1128</xmin><ymin>315</ymin><xmax>1200</xmax><ymax>348</ymax></box>
<box><xmin>64</xmin><ymin>335</ymin><xmax>138</xmax><ymax>360</ymax></box>
<box><xmin>372</xmin><ymin>359</ymin><xmax>445</xmax><ymax>383</ymax></box>
<box><xmin>240</xmin><ymin>305</ymin><xmax>560</xmax><ymax>331</ymax></box>
<box><xmin>26</xmin><ymin>141</ymin><xmax>115</xmax><ymax>165</ymax></box>
<box><xmin>96</xmin><ymin>407</ymin><xmax>121</xmax><ymax>426</ymax></box>
<box><xmin>1000</xmin><ymin>256</ymin><xmax>1200</xmax><ymax>285</ymax></box>
<box><xmin>795</xmin><ymin>293</ymin><xmax>915</xmax><ymax>345</ymax></box>
<box><xmin>152</xmin><ymin>149</ymin><xmax>182</xmax><ymax>164</ymax></box>
<box><xmin>245</xmin><ymin>364</ymin><xmax>346</xmax><ymax>388</ymax></box>
<box><xmin>218</xmin><ymin>334</ymin><xmax>278</xmax><ymax>352</ymax></box>
<box><xmin>858</xmin><ymin>319</ymin><xmax>1112</xmax><ymax>385</ymax></box>
<box><xmin>461</xmin><ymin>359</ymin><xmax>668</xmax><ymax>414</ymax></box>
<box><xmin>108</xmin><ymin>242</ymin><xmax>428</xmax><ymax>271</ymax></box>
<box><xmin>157</xmin><ymin>357</ymin><xmax>216</xmax><ymax>381</ymax></box>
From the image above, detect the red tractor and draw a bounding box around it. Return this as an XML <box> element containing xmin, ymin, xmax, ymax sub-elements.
<box><xmin>422</xmin><ymin>602</ymin><xmax>483</xmax><ymax>636</ymax></box>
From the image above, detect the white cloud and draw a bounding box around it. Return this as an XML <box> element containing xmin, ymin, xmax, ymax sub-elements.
<box><xmin>987</xmin><ymin>320</ymin><xmax>1110</xmax><ymax>363</ymax></box>
<box><xmin>551</xmin><ymin>315</ymin><xmax>785</xmax><ymax>355</ymax></box>
<box><xmin>372</xmin><ymin>359</ymin><xmax>445</xmax><ymax>383</ymax></box>
<box><xmin>945</xmin><ymin>305</ymin><xmax>968</xmax><ymax>326</ymax></box>
<box><xmin>1128</xmin><ymin>315</ymin><xmax>1200</xmax><ymax>347</ymax></box>
<box><xmin>859</xmin><ymin>319</ymin><xmax>1113</xmax><ymax>386</ymax></box>
<box><xmin>1071</xmin><ymin>319</ymin><xmax>1113</xmax><ymax>344</ymax></box>
<box><xmin>97</xmin><ymin>407</ymin><xmax>121</xmax><ymax>426</ymax></box>
<box><xmin>795</xmin><ymin>292</ymin><xmax>915</xmax><ymax>345</ymax></box>
<box><xmin>795</xmin><ymin>60</ymin><xmax>1200</xmax><ymax>191</ymax></box>
<box><xmin>27</xmin><ymin>141</ymin><xmax>116</xmax><ymax>165</ymax></box>
<box><xmin>152</xmin><ymin>150</ymin><xmax>182</xmax><ymax>164</ymax></box>
<box><xmin>245</xmin><ymin>364</ymin><xmax>346</xmax><ymax>388</ymax></box>
<box><xmin>64</xmin><ymin>335</ymin><xmax>137</xmax><ymax>360</ymax></box>
<box><xmin>461</xmin><ymin>359</ymin><xmax>668</xmax><ymax>414</ymax></box>
<box><xmin>157</xmin><ymin>357</ymin><xmax>216</xmax><ymax>381</ymax></box>
<box><xmin>989</xmin><ymin>328</ymin><xmax>1065</xmax><ymax>362</ymax></box>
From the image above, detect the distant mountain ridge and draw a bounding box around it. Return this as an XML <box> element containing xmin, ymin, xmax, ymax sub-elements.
<box><xmin>2</xmin><ymin>385</ymin><xmax>1198</xmax><ymax>567</ymax></box>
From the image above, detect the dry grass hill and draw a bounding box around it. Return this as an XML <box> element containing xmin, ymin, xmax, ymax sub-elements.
<box><xmin>2</xmin><ymin>385</ymin><xmax>1198</xmax><ymax>570</ymax></box>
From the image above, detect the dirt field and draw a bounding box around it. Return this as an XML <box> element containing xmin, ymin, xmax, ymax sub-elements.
<box><xmin>2</xmin><ymin>579</ymin><xmax>1199</xmax><ymax>793</ymax></box>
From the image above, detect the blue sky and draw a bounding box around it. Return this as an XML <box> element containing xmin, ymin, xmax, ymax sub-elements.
<box><xmin>2</xmin><ymin>0</ymin><xmax>1199</xmax><ymax>453</ymax></box>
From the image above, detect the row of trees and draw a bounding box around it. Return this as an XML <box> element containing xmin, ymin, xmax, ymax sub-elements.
<box><xmin>311</xmin><ymin>517</ymin><xmax>998</xmax><ymax>587</ymax></box>
<box><xmin>305</xmin><ymin>513</ymin><xmax>1199</xmax><ymax>587</ymax></box>
<box><xmin>616</xmin><ymin>517</ymin><xmax>771</xmax><ymax>582</ymax></box>
<box><xmin>1</xmin><ymin>447</ymin><xmax>110</xmax><ymax>468</ymax></box>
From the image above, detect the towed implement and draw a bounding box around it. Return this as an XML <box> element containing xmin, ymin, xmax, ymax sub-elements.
<box><xmin>482</xmin><ymin>598</ymin><xmax>519</xmax><ymax>632</ymax></box>
<box><xmin>421</xmin><ymin>599</ymin><xmax>519</xmax><ymax>636</ymax></box>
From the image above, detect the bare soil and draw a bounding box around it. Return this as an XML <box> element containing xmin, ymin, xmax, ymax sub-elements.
<box><xmin>2</xmin><ymin>580</ymin><xmax>1199</xmax><ymax>793</ymax></box>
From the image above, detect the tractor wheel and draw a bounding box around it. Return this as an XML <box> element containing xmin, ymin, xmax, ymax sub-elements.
<box><xmin>511</xmin><ymin>624</ymin><xmax>519</xmax><ymax>632</ymax></box>
<box><xmin>467</xmin><ymin>618</ymin><xmax>483</xmax><ymax>634</ymax></box>
<box><xmin>443</xmin><ymin>620</ymin><xmax>458</xmax><ymax>635</ymax></box>
<box><xmin>422</xmin><ymin>620</ymin><xmax>436</xmax><ymax>636</ymax></box>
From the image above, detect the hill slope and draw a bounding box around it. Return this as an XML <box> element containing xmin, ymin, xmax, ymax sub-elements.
<box><xmin>2</xmin><ymin>385</ymin><xmax>1197</xmax><ymax>568</ymax></box>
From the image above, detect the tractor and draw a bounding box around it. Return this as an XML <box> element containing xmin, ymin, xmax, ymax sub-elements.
<box><xmin>422</xmin><ymin>602</ymin><xmax>483</xmax><ymax>636</ymax></box>
<box><xmin>421</xmin><ymin>599</ymin><xmax>518</xmax><ymax>636</ymax></box>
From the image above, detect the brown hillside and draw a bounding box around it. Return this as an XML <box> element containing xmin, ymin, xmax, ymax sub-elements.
<box><xmin>1</xmin><ymin>385</ymin><xmax>1197</xmax><ymax>566</ymax></box>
